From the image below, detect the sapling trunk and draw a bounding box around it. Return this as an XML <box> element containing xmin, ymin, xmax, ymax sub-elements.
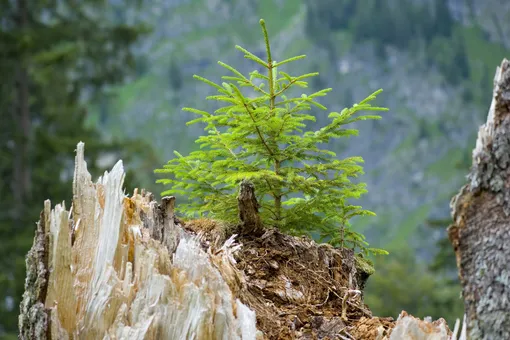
<box><xmin>274</xmin><ymin>159</ymin><xmax>282</xmax><ymax>222</ymax></box>
<box><xmin>263</xmin><ymin>19</ymin><xmax>281</xmax><ymax>224</ymax></box>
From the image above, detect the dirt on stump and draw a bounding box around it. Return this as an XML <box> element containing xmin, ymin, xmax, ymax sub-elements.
<box><xmin>184</xmin><ymin>219</ymin><xmax>395</xmax><ymax>340</ymax></box>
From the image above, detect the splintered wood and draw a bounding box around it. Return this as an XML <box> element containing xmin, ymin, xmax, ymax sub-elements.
<box><xmin>20</xmin><ymin>143</ymin><xmax>463</xmax><ymax>340</ymax></box>
<box><xmin>19</xmin><ymin>142</ymin><xmax>256</xmax><ymax>340</ymax></box>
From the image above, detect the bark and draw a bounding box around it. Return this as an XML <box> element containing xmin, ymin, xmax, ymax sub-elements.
<box><xmin>449</xmin><ymin>58</ymin><xmax>510</xmax><ymax>339</ymax></box>
<box><xmin>19</xmin><ymin>142</ymin><xmax>459</xmax><ymax>339</ymax></box>
<box><xmin>18</xmin><ymin>201</ymin><xmax>51</xmax><ymax>339</ymax></box>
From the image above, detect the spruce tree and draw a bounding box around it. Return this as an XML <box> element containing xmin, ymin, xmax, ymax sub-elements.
<box><xmin>156</xmin><ymin>19</ymin><xmax>388</xmax><ymax>255</ymax></box>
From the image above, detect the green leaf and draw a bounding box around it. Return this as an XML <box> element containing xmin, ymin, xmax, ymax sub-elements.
<box><xmin>235</xmin><ymin>45</ymin><xmax>268</xmax><ymax>68</ymax></box>
<box><xmin>193</xmin><ymin>75</ymin><xmax>224</xmax><ymax>91</ymax></box>
<box><xmin>274</xmin><ymin>55</ymin><xmax>306</xmax><ymax>67</ymax></box>
<box><xmin>218</xmin><ymin>61</ymin><xmax>248</xmax><ymax>80</ymax></box>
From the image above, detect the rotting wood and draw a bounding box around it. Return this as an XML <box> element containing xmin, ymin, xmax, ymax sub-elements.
<box><xmin>237</xmin><ymin>179</ymin><xmax>264</xmax><ymax>236</ymax></box>
<box><xmin>449</xmin><ymin>58</ymin><xmax>510</xmax><ymax>339</ymax></box>
<box><xmin>144</xmin><ymin>195</ymin><xmax>181</xmax><ymax>255</ymax></box>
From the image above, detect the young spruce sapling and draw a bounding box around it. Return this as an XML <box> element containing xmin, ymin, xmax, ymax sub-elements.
<box><xmin>155</xmin><ymin>19</ymin><xmax>388</xmax><ymax>256</ymax></box>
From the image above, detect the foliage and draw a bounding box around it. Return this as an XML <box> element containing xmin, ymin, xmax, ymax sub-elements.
<box><xmin>155</xmin><ymin>19</ymin><xmax>388</xmax><ymax>255</ymax></box>
<box><xmin>305</xmin><ymin>0</ymin><xmax>453</xmax><ymax>46</ymax></box>
<box><xmin>426</xmin><ymin>218</ymin><xmax>459</xmax><ymax>276</ymax></box>
<box><xmin>0</xmin><ymin>0</ymin><xmax>147</xmax><ymax>335</ymax></box>
<box><xmin>364</xmin><ymin>245</ymin><xmax>464</xmax><ymax>328</ymax></box>
<box><xmin>304</xmin><ymin>0</ymin><xmax>470</xmax><ymax>86</ymax></box>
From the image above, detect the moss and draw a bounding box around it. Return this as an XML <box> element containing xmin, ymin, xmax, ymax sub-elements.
<box><xmin>355</xmin><ymin>253</ymin><xmax>375</xmax><ymax>276</ymax></box>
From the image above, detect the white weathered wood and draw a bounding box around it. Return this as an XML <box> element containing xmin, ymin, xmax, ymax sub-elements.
<box><xmin>387</xmin><ymin>312</ymin><xmax>452</xmax><ymax>340</ymax></box>
<box><xmin>20</xmin><ymin>142</ymin><xmax>257</xmax><ymax>340</ymax></box>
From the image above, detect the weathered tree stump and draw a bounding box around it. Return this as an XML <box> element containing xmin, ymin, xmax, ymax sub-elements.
<box><xmin>17</xmin><ymin>142</ymin><xmax>459</xmax><ymax>339</ymax></box>
<box><xmin>449</xmin><ymin>58</ymin><xmax>510</xmax><ymax>339</ymax></box>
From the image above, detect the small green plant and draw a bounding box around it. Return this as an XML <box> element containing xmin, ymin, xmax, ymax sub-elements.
<box><xmin>155</xmin><ymin>19</ymin><xmax>388</xmax><ymax>256</ymax></box>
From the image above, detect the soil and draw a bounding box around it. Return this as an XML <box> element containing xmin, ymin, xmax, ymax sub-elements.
<box><xmin>183</xmin><ymin>219</ymin><xmax>396</xmax><ymax>339</ymax></box>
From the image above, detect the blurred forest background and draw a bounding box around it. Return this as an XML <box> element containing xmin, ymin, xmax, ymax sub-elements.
<box><xmin>1</xmin><ymin>0</ymin><xmax>509</xmax><ymax>337</ymax></box>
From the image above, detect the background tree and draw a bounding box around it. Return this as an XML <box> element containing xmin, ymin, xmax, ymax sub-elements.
<box><xmin>0</xmin><ymin>0</ymin><xmax>148</xmax><ymax>336</ymax></box>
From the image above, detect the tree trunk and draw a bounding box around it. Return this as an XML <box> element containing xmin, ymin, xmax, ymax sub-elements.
<box><xmin>449</xmin><ymin>58</ymin><xmax>510</xmax><ymax>339</ymax></box>
<box><xmin>12</xmin><ymin>0</ymin><xmax>31</xmax><ymax>218</ymax></box>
